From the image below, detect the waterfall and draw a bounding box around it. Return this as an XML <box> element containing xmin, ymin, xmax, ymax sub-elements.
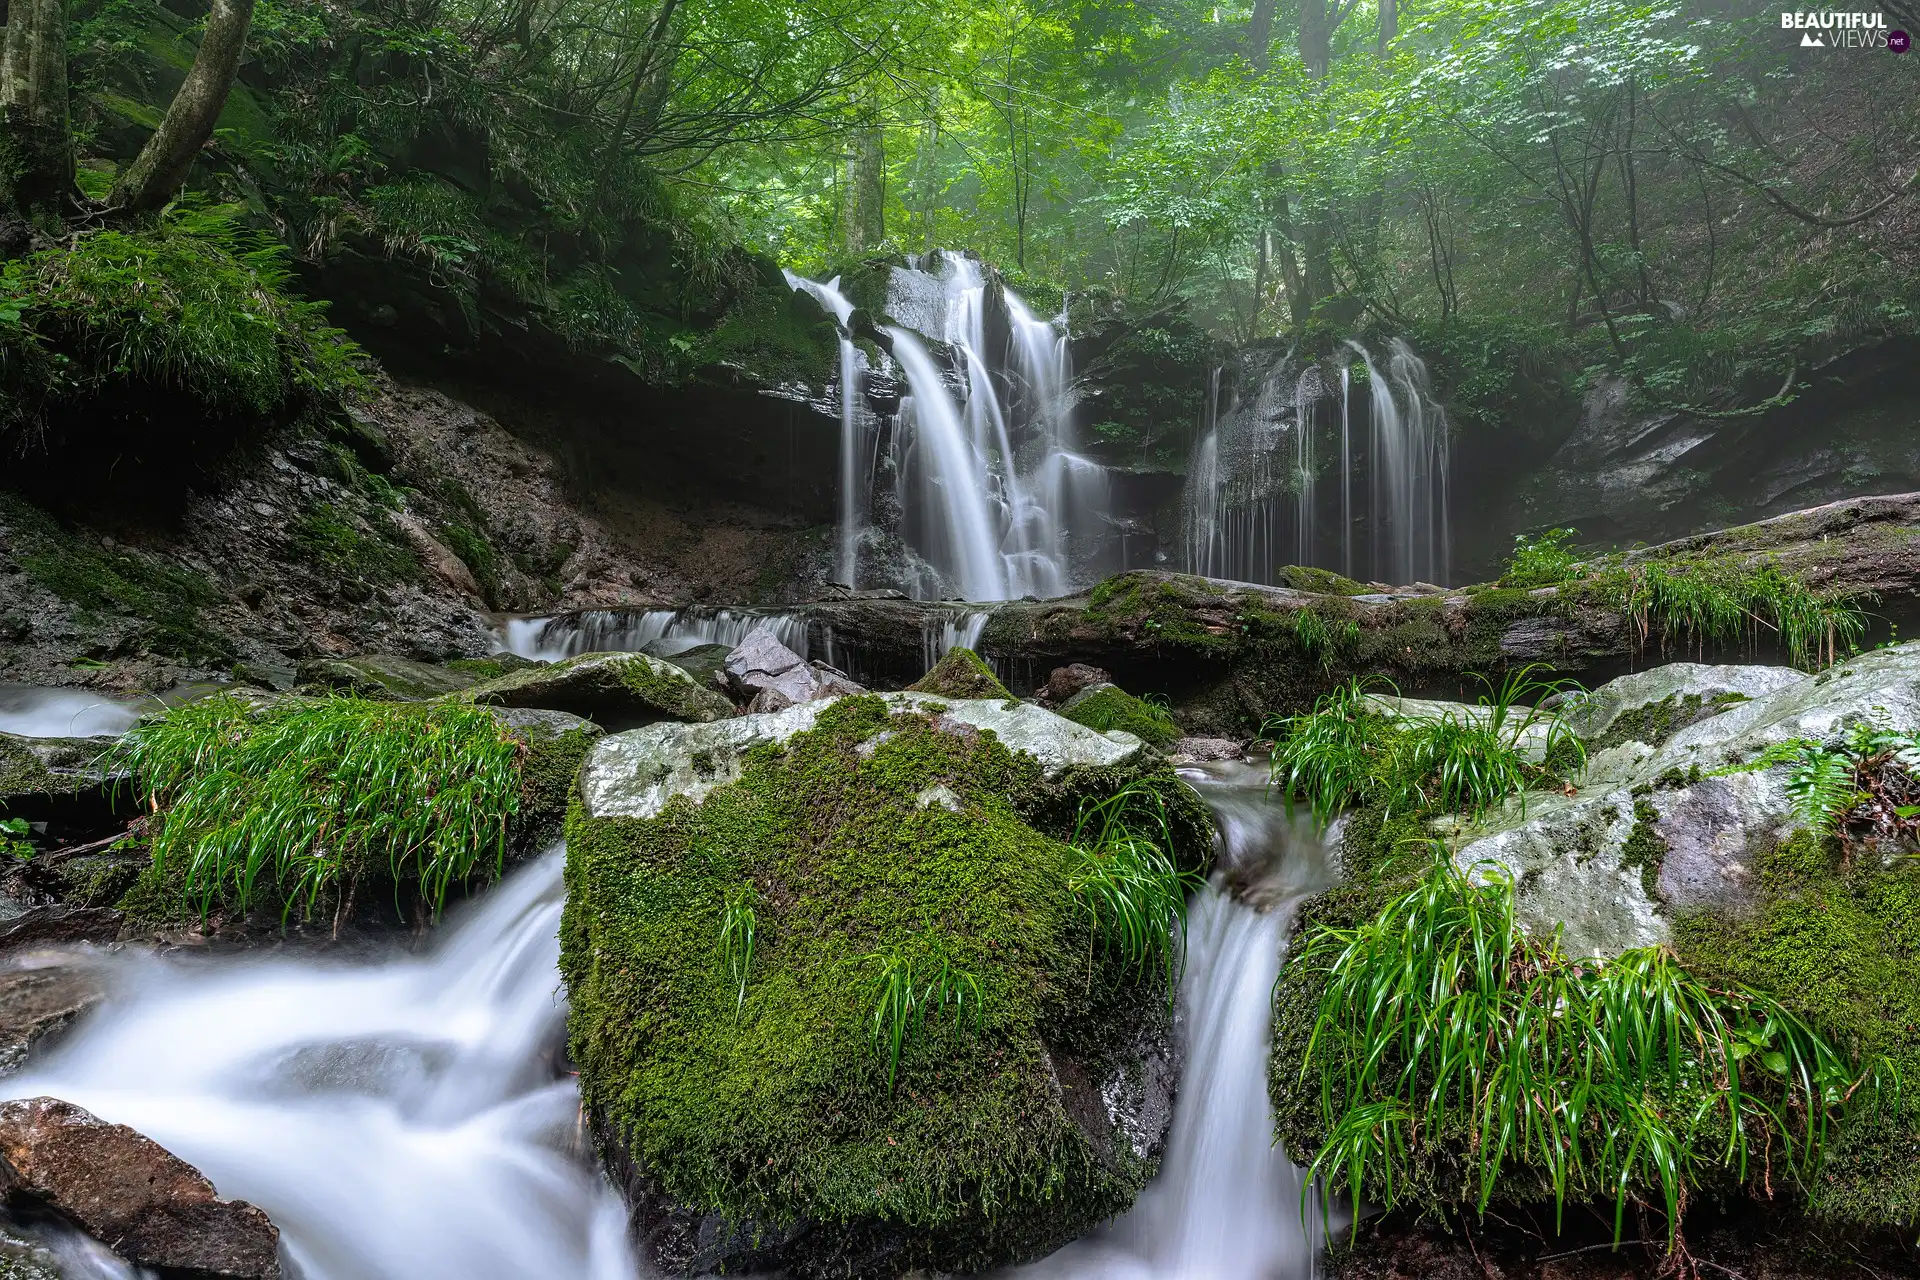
<box><xmin>783</xmin><ymin>271</ymin><xmax>867</xmax><ymax>587</ymax></box>
<box><xmin>0</xmin><ymin>684</ymin><xmax>144</xmax><ymax>738</ymax></box>
<box><xmin>498</xmin><ymin>608</ymin><xmax>810</xmax><ymax>661</ymax></box>
<box><xmin>1183</xmin><ymin>338</ymin><xmax>1450</xmax><ymax>587</ymax></box>
<box><xmin>789</xmin><ymin>252</ymin><xmax>1103</xmax><ymax>602</ymax></box>
<box><xmin>1015</xmin><ymin>759</ymin><xmax>1336</xmax><ymax>1279</ymax></box>
<box><xmin>8</xmin><ymin>848</ymin><xmax>641</xmax><ymax>1280</ymax></box>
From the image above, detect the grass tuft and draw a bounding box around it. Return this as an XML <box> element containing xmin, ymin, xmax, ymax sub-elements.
<box><xmin>1295</xmin><ymin>847</ymin><xmax>1888</xmax><ymax>1248</ymax></box>
<box><xmin>719</xmin><ymin>885</ymin><xmax>758</xmax><ymax>1018</ymax></box>
<box><xmin>115</xmin><ymin>693</ymin><xmax>521</xmax><ymax>917</ymax></box>
<box><xmin>862</xmin><ymin>941</ymin><xmax>985</xmax><ymax>1091</ymax></box>
<box><xmin>1066</xmin><ymin>783</ymin><xmax>1201</xmax><ymax>990</ymax></box>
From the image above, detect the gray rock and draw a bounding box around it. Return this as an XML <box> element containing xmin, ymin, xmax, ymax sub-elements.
<box><xmin>1560</xmin><ymin>662</ymin><xmax>1807</xmax><ymax>747</ymax></box>
<box><xmin>1042</xmin><ymin>663</ymin><xmax>1111</xmax><ymax>706</ymax></box>
<box><xmin>295</xmin><ymin>654</ymin><xmax>480</xmax><ymax>701</ymax></box>
<box><xmin>0</xmin><ymin>908</ymin><xmax>123</xmax><ymax>956</ymax></box>
<box><xmin>583</xmin><ymin>692</ymin><xmax>1147</xmax><ymax>822</ymax></box>
<box><xmin>455</xmin><ymin>651</ymin><xmax>733</xmax><ymax>731</ymax></box>
<box><xmin>722</xmin><ymin>633</ymin><xmax>864</xmax><ymax>713</ymax></box>
<box><xmin>0</xmin><ymin>1096</ymin><xmax>281</xmax><ymax>1278</ymax></box>
<box><xmin>1167</xmin><ymin>737</ymin><xmax>1246</xmax><ymax>763</ymax></box>
<box><xmin>0</xmin><ymin>963</ymin><xmax>107</xmax><ymax>1076</ymax></box>
<box><xmin>645</xmin><ymin>642</ymin><xmax>731</xmax><ymax>695</ymax></box>
<box><xmin>1448</xmin><ymin>642</ymin><xmax>1920</xmax><ymax>956</ymax></box>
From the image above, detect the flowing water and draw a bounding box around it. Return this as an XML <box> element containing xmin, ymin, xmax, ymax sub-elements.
<box><xmin>9</xmin><ymin>764</ymin><xmax>1330</xmax><ymax>1279</ymax></box>
<box><xmin>1017</xmin><ymin>761</ymin><xmax>1336</xmax><ymax>1280</ymax></box>
<box><xmin>497</xmin><ymin>608</ymin><xmax>812</xmax><ymax>662</ymax></box>
<box><xmin>9</xmin><ymin>848</ymin><xmax>641</xmax><ymax>1280</ymax></box>
<box><xmin>0</xmin><ymin>685</ymin><xmax>144</xmax><ymax>739</ymax></box>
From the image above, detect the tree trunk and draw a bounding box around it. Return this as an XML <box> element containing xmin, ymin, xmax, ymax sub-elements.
<box><xmin>1377</xmin><ymin>0</ymin><xmax>1396</xmax><ymax>53</ymax></box>
<box><xmin>0</xmin><ymin>0</ymin><xmax>73</xmax><ymax>230</ymax></box>
<box><xmin>1297</xmin><ymin>0</ymin><xmax>1334</xmax><ymax>77</ymax></box>
<box><xmin>1248</xmin><ymin>0</ymin><xmax>1276</xmax><ymax>69</ymax></box>
<box><xmin>840</xmin><ymin>124</ymin><xmax>884</xmax><ymax>258</ymax></box>
<box><xmin>110</xmin><ymin>0</ymin><xmax>256</xmax><ymax>213</ymax></box>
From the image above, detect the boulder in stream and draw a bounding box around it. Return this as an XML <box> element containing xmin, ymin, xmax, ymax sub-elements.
<box><xmin>455</xmin><ymin>650</ymin><xmax>734</xmax><ymax>731</ymax></box>
<box><xmin>723</xmin><ymin>632</ymin><xmax>864</xmax><ymax>713</ymax></box>
<box><xmin>0</xmin><ymin>1096</ymin><xmax>281</xmax><ymax>1278</ymax></box>
<box><xmin>906</xmin><ymin>646</ymin><xmax>1012</xmax><ymax>700</ymax></box>
<box><xmin>564</xmin><ymin>692</ymin><xmax>1212</xmax><ymax>1277</ymax></box>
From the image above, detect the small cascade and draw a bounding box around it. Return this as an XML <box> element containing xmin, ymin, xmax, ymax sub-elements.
<box><xmin>789</xmin><ymin>252</ymin><xmax>1105</xmax><ymax>602</ymax></box>
<box><xmin>1183</xmin><ymin>338</ymin><xmax>1450</xmax><ymax>587</ymax></box>
<box><xmin>921</xmin><ymin>608</ymin><xmax>992</xmax><ymax>670</ymax></box>
<box><xmin>498</xmin><ymin>608</ymin><xmax>810</xmax><ymax>661</ymax></box>
<box><xmin>1014</xmin><ymin>759</ymin><xmax>1336</xmax><ymax>1279</ymax></box>
<box><xmin>10</xmin><ymin>848</ymin><xmax>640</xmax><ymax>1280</ymax></box>
<box><xmin>0</xmin><ymin>684</ymin><xmax>144</xmax><ymax>738</ymax></box>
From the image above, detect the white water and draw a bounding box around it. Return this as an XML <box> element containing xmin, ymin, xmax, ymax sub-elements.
<box><xmin>10</xmin><ymin>849</ymin><xmax>642</xmax><ymax>1280</ymax></box>
<box><xmin>498</xmin><ymin>608</ymin><xmax>810</xmax><ymax>662</ymax></box>
<box><xmin>1018</xmin><ymin>761</ymin><xmax>1334</xmax><ymax>1280</ymax></box>
<box><xmin>782</xmin><ymin>271</ymin><xmax>867</xmax><ymax>587</ymax></box>
<box><xmin>1184</xmin><ymin>338</ymin><xmax>1450</xmax><ymax>587</ymax></box>
<box><xmin>0</xmin><ymin>684</ymin><xmax>144</xmax><ymax>739</ymax></box>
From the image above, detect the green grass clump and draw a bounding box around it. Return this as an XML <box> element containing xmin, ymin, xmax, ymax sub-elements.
<box><xmin>116</xmin><ymin>693</ymin><xmax>521</xmax><ymax>916</ymax></box>
<box><xmin>1266</xmin><ymin>667</ymin><xmax>1583</xmax><ymax>826</ymax></box>
<box><xmin>560</xmin><ymin>695</ymin><xmax>1188</xmax><ymax>1270</ymax></box>
<box><xmin>288</xmin><ymin>503</ymin><xmax>419</xmax><ymax>583</ymax></box>
<box><xmin>1585</xmin><ymin>556</ymin><xmax>1867</xmax><ymax>671</ymax></box>
<box><xmin>1067</xmin><ymin>785</ymin><xmax>1201</xmax><ymax>990</ymax></box>
<box><xmin>0</xmin><ymin>202</ymin><xmax>361</xmax><ymax>439</ymax></box>
<box><xmin>1060</xmin><ymin>685</ymin><xmax>1183</xmax><ymax>747</ymax></box>
<box><xmin>1500</xmin><ymin>527</ymin><xmax>1582</xmax><ymax>588</ymax></box>
<box><xmin>1295</xmin><ymin>848</ymin><xmax>1886</xmax><ymax>1247</ymax></box>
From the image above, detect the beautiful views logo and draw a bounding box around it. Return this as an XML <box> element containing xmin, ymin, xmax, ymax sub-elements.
<box><xmin>1779</xmin><ymin>10</ymin><xmax>1899</xmax><ymax>48</ymax></box>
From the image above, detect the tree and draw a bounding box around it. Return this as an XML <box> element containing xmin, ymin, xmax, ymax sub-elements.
<box><xmin>111</xmin><ymin>0</ymin><xmax>257</xmax><ymax>212</ymax></box>
<box><xmin>0</xmin><ymin>0</ymin><xmax>73</xmax><ymax>229</ymax></box>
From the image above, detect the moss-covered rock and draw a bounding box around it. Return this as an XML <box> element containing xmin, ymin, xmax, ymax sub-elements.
<box><xmin>296</xmin><ymin>654</ymin><xmax>482</xmax><ymax>701</ymax></box>
<box><xmin>1058</xmin><ymin>685</ymin><xmax>1182</xmax><ymax>749</ymax></box>
<box><xmin>906</xmin><ymin>647</ymin><xmax>1012</xmax><ymax>700</ymax></box>
<box><xmin>454</xmin><ymin>651</ymin><xmax>734</xmax><ymax>731</ymax></box>
<box><xmin>563</xmin><ymin>694</ymin><xmax>1208</xmax><ymax>1276</ymax></box>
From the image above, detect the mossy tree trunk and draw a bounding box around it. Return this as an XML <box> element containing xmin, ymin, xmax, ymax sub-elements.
<box><xmin>0</xmin><ymin>0</ymin><xmax>73</xmax><ymax>233</ymax></box>
<box><xmin>109</xmin><ymin>0</ymin><xmax>256</xmax><ymax>213</ymax></box>
<box><xmin>840</xmin><ymin>124</ymin><xmax>884</xmax><ymax>258</ymax></box>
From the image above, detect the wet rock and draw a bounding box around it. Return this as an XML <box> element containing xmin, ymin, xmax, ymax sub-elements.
<box><xmin>0</xmin><ymin>734</ymin><xmax>119</xmax><ymax>804</ymax></box>
<box><xmin>0</xmin><ymin>908</ymin><xmax>123</xmax><ymax>956</ymax></box>
<box><xmin>295</xmin><ymin>654</ymin><xmax>480</xmax><ymax>701</ymax></box>
<box><xmin>906</xmin><ymin>646</ymin><xmax>1012</xmax><ymax>700</ymax></box>
<box><xmin>722</xmin><ymin>632</ymin><xmax>864</xmax><ymax>713</ymax></box>
<box><xmin>457</xmin><ymin>651</ymin><xmax>733</xmax><ymax>731</ymax></box>
<box><xmin>1559</xmin><ymin>661</ymin><xmax>1807</xmax><ymax>749</ymax></box>
<box><xmin>582</xmin><ymin>692</ymin><xmax>1148</xmax><ymax>822</ymax></box>
<box><xmin>1449</xmin><ymin>641</ymin><xmax>1920</xmax><ymax>956</ymax></box>
<box><xmin>645</xmin><ymin>642</ymin><xmax>732</xmax><ymax>696</ymax></box>
<box><xmin>1042</xmin><ymin>663</ymin><xmax>1110</xmax><ymax>705</ymax></box>
<box><xmin>0</xmin><ymin>1096</ymin><xmax>281</xmax><ymax>1278</ymax></box>
<box><xmin>0</xmin><ymin>964</ymin><xmax>106</xmax><ymax>1076</ymax></box>
<box><xmin>1167</xmin><ymin>737</ymin><xmax>1245</xmax><ymax>763</ymax></box>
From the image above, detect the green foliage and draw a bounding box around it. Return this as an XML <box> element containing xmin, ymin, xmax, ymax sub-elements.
<box><xmin>1500</xmin><ymin>528</ymin><xmax>1581</xmax><ymax>589</ymax></box>
<box><xmin>1297</xmin><ymin>848</ymin><xmax>1887</xmax><ymax>1245</ymax></box>
<box><xmin>1066</xmin><ymin>784</ymin><xmax>1200</xmax><ymax>989</ymax></box>
<box><xmin>0</xmin><ymin>818</ymin><xmax>32</xmax><ymax>863</ymax></box>
<box><xmin>115</xmin><ymin>694</ymin><xmax>521</xmax><ymax>916</ymax></box>
<box><xmin>1588</xmin><ymin>557</ymin><xmax>1868</xmax><ymax>671</ymax></box>
<box><xmin>288</xmin><ymin>503</ymin><xmax>417</xmax><ymax>583</ymax></box>
<box><xmin>1290</xmin><ymin>609</ymin><xmax>1360</xmax><ymax>674</ymax></box>
<box><xmin>1722</xmin><ymin>723</ymin><xmax>1920</xmax><ymax>839</ymax></box>
<box><xmin>0</xmin><ymin>203</ymin><xmax>361</xmax><ymax>437</ymax></box>
<box><xmin>720</xmin><ymin>885</ymin><xmax>758</xmax><ymax>1018</ymax></box>
<box><xmin>1266</xmin><ymin>667</ymin><xmax>1583</xmax><ymax>826</ymax></box>
<box><xmin>862</xmin><ymin>940</ymin><xmax>985</xmax><ymax>1091</ymax></box>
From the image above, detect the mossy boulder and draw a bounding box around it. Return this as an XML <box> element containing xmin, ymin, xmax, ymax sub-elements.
<box><xmin>296</xmin><ymin>654</ymin><xmax>482</xmax><ymax>701</ymax></box>
<box><xmin>906</xmin><ymin>647</ymin><xmax>1012</xmax><ymax>700</ymax></box>
<box><xmin>562</xmin><ymin>693</ymin><xmax>1209</xmax><ymax>1277</ymax></box>
<box><xmin>1058</xmin><ymin>685</ymin><xmax>1181</xmax><ymax>749</ymax></box>
<box><xmin>0</xmin><ymin>733</ymin><xmax>121</xmax><ymax>806</ymax></box>
<box><xmin>454</xmin><ymin>651</ymin><xmax>733</xmax><ymax>731</ymax></box>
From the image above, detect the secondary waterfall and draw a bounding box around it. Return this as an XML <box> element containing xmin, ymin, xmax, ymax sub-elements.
<box><xmin>789</xmin><ymin>252</ymin><xmax>1107</xmax><ymax>602</ymax></box>
<box><xmin>1017</xmin><ymin>759</ymin><xmax>1336</xmax><ymax>1279</ymax></box>
<box><xmin>1183</xmin><ymin>338</ymin><xmax>1450</xmax><ymax>587</ymax></box>
<box><xmin>8</xmin><ymin>848</ymin><xmax>640</xmax><ymax>1280</ymax></box>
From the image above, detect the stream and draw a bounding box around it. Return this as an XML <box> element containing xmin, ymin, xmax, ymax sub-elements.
<box><xmin>6</xmin><ymin>764</ymin><xmax>1330</xmax><ymax>1279</ymax></box>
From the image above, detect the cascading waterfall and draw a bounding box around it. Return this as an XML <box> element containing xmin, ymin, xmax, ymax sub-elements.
<box><xmin>1183</xmin><ymin>338</ymin><xmax>1450</xmax><ymax>587</ymax></box>
<box><xmin>1017</xmin><ymin>759</ymin><xmax>1336</xmax><ymax>1280</ymax></box>
<box><xmin>790</xmin><ymin>252</ymin><xmax>1102</xmax><ymax>602</ymax></box>
<box><xmin>498</xmin><ymin>608</ymin><xmax>811</xmax><ymax>662</ymax></box>
<box><xmin>783</xmin><ymin>271</ymin><xmax>868</xmax><ymax>587</ymax></box>
<box><xmin>9</xmin><ymin>848</ymin><xmax>640</xmax><ymax>1280</ymax></box>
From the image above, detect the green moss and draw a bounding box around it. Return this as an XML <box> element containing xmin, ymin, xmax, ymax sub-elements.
<box><xmin>288</xmin><ymin>503</ymin><xmax>418</xmax><ymax>584</ymax></box>
<box><xmin>1274</xmin><ymin>565</ymin><xmax>1369</xmax><ymax>596</ymax></box>
<box><xmin>456</xmin><ymin>651</ymin><xmax>732</xmax><ymax>725</ymax></box>
<box><xmin>440</xmin><ymin>521</ymin><xmax>499</xmax><ymax>605</ymax></box>
<box><xmin>1621</xmin><ymin>794</ymin><xmax>1669</xmax><ymax>902</ymax></box>
<box><xmin>1673</xmin><ymin>830</ymin><xmax>1920</xmax><ymax>1227</ymax></box>
<box><xmin>1060</xmin><ymin>687</ymin><xmax>1182</xmax><ymax>749</ymax></box>
<box><xmin>0</xmin><ymin>492</ymin><xmax>232</xmax><ymax>664</ymax></box>
<box><xmin>561</xmin><ymin>697</ymin><xmax>1183</xmax><ymax>1271</ymax></box>
<box><xmin>511</xmin><ymin>722</ymin><xmax>599</xmax><ymax>844</ymax></box>
<box><xmin>909</xmin><ymin>647</ymin><xmax>1014</xmax><ymax>700</ymax></box>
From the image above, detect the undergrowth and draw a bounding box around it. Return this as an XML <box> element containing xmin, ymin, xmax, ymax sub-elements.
<box><xmin>116</xmin><ymin>693</ymin><xmax>521</xmax><ymax>916</ymax></box>
<box><xmin>1266</xmin><ymin>666</ymin><xmax>1584</xmax><ymax>826</ymax></box>
<box><xmin>1295</xmin><ymin>849</ymin><xmax>1888</xmax><ymax>1249</ymax></box>
<box><xmin>1720</xmin><ymin>722</ymin><xmax>1920</xmax><ymax>848</ymax></box>
<box><xmin>1585</xmin><ymin>557</ymin><xmax>1866</xmax><ymax>671</ymax></box>
<box><xmin>0</xmin><ymin>202</ymin><xmax>362</xmax><ymax>441</ymax></box>
<box><xmin>1500</xmin><ymin>527</ymin><xmax>1582</xmax><ymax>589</ymax></box>
<box><xmin>1067</xmin><ymin>783</ymin><xmax>1201</xmax><ymax>990</ymax></box>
